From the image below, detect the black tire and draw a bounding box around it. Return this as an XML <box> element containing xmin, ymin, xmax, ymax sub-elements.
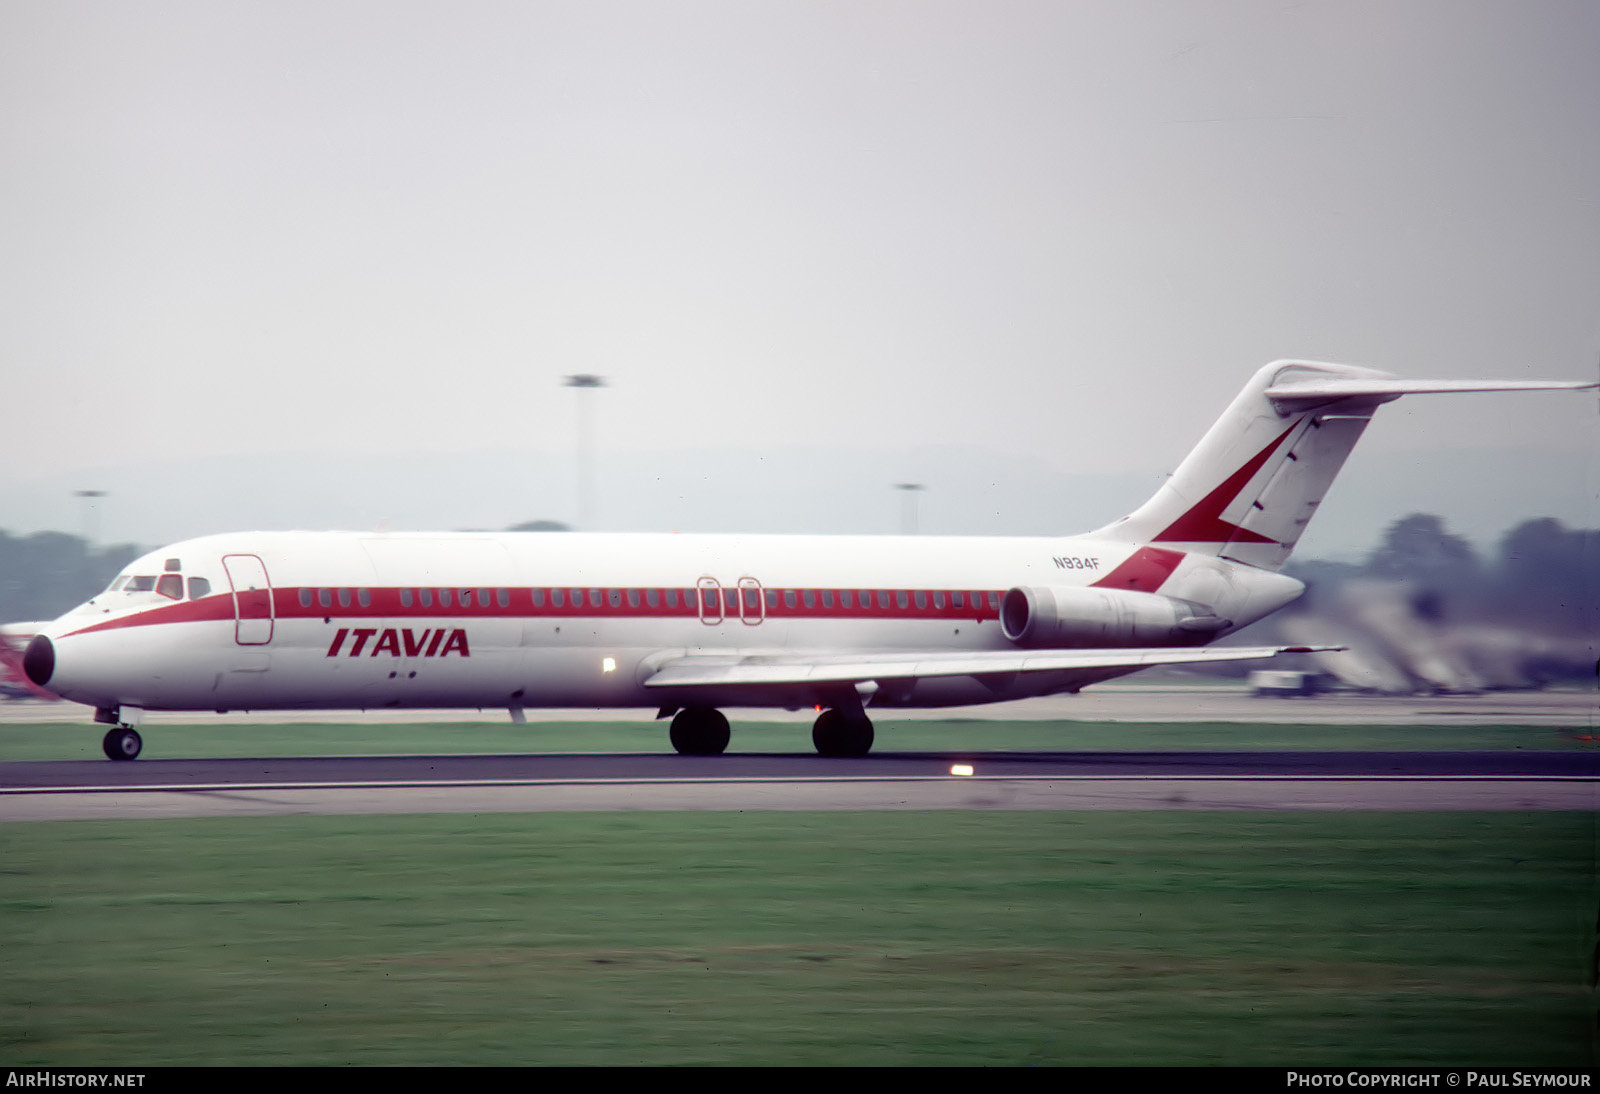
<box><xmin>669</xmin><ymin>706</ymin><xmax>731</xmax><ymax>756</ymax></box>
<box><xmin>812</xmin><ymin>709</ymin><xmax>874</xmax><ymax>758</ymax></box>
<box><xmin>103</xmin><ymin>727</ymin><xmax>142</xmax><ymax>761</ymax></box>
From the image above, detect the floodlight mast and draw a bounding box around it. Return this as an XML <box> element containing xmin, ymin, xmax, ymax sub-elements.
<box><xmin>563</xmin><ymin>375</ymin><xmax>607</xmax><ymax>530</ymax></box>
<box><xmin>893</xmin><ymin>482</ymin><xmax>924</xmax><ymax>535</ymax></box>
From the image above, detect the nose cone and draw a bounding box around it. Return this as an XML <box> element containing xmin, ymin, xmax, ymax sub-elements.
<box><xmin>23</xmin><ymin>634</ymin><xmax>54</xmax><ymax>687</ymax></box>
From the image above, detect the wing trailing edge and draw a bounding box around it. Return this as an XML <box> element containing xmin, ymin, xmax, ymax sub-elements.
<box><xmin>643</xmin><ymin>644</ymin><xmax>1338</xmax><ymax>690</ymax></box>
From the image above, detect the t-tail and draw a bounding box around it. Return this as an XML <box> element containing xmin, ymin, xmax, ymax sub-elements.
<box><xmin>1093</xmin><ymin>360</ymin><xmax>1594</xmax><ymax>571</ymax></box>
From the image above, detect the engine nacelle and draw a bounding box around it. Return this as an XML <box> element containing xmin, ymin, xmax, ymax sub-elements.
<box><xmin>999</xmin><ymin>585</ymin><xmax>1231</xmax><ymax>648</ymax></box>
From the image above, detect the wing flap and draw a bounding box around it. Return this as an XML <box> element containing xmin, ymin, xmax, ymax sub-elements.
<box><xmin>643</xmin><ymin>645</ymin><xmax>1334</xmax><ymax>689</ymax></box>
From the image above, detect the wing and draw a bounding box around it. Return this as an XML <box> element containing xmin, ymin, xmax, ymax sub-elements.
<box><xmin>643</xmin><ymin>644</ymin><xmax>1334</xmax><ymax>690</ymax></box>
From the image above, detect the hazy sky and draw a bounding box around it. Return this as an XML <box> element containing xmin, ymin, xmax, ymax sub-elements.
<box><xmin>2</xmin><ymin>2</ymin><xmax>1596</xmax><ymax>555</ymax></box>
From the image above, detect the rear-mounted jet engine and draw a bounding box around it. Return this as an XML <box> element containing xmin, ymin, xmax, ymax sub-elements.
<box><xmin>999</xmin><ymin>585</ymin><xmax>1229</xmax><ymax>648</ymax></box>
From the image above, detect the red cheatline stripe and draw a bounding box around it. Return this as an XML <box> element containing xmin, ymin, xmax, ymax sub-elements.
<box><xmin>62</xmin><ymin>586</ymin><xmax>1013</xmax><ymax>635</ymax></box>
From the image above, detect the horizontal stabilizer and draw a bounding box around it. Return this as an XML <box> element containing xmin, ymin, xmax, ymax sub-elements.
<box><xmin>1265</xmin><ymin>376</ymin><xmax>1596</xmax><ymax>411</ymax></box>
<box><xmin>644</xmin><ymin>644</ymin><xmax>1339</xmax><ymax>689</ymax></box>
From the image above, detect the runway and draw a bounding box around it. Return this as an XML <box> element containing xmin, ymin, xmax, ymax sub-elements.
<box><xmin>2</xmin><ymin>750</ymin><xmax>1593</xmax><ymax>820</ymax></box>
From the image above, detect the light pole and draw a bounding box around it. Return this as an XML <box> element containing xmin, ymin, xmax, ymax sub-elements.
<box><xmin>73</xmin><ymin>490</ymin><xmax>107</xmax><ymax>548</ymax></box>
<box><xmin>73</xmin><ymin>490</ymin><xmax>107</xmax><ymax>594</ymax></box>
<box><xmin>564</xmin><ymin>374</ymin><xmax>607</xmax><ymax>530</ymax></box>
<box><xmin>893</xmin><ymin>483</ymin><xmax>924</xmax><ymax>535</ymax></box>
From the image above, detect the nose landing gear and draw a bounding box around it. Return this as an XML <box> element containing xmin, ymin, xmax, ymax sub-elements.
<box><xmin>95</xmin><ymin>706</ymin><xmax>145</xmax><ymax>761</ymax></box>
<box><xmin>102</xmin><ymin>726</ymin><xmax>143</xmax><ymax>761</ymax></box>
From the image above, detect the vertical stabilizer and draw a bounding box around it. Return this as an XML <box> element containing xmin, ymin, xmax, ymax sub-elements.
<box><xmin>1093</xmin><ymin>361</ymin><xmax>1593</xmax><ymax>571</ymax></box>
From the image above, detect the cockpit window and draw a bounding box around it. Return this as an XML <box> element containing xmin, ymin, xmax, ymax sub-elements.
<box><xmin>108</xmin><ymin>576</ymin><xmax>128</xmax><ymax>592</ymax></box>
<box><xmin>126</xmin><ymin>576</ymin><xmax>157</xmax><ymax>592</ymax></box>
<box><xmin>164</xmin><ymin>558</ymin><xmax>182</xmax><ymax>572</ymax></box>
<box><xmin>188</xmin><ymin>577</ymin><xmax>211</xmax><ymax>600</ymax></box>
<box><xmin>156</xmin><ymin>574</ymin><xmax>184</xmax><ymax>600</ymax></box>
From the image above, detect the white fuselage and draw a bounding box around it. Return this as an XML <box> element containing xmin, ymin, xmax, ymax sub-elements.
<box><xmin>35</xmin><ymin>529</ymin><xmax>1304</xmax><ymax>714</ymax></box>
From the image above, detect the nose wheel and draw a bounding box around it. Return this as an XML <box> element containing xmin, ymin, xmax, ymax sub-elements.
<box><xmin>102</xmin><ymin>727</ymin><xmax>143</xmax><ymax>761</ymax></box>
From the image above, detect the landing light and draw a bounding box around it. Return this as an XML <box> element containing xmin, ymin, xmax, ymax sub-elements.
<box><xmin>950</xmin><ymin>764</ymin><xmax>974</xmax><ymax>777</ymax></box>
<box><xmin>601</xmin><ymin>657</ymin><xmax>616</xmax><ymax>673</ymax></box>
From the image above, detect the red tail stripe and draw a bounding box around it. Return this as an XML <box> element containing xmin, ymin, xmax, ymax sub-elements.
<box><xmin>1090</xmin><ymin>547</ymin><xmax>1185</xmax><ymax>592</ymax></box>
<box><xmin>1152</xmin><ymin>425</ymin><xmax>1293</xmax><ymax>544</ymax></box>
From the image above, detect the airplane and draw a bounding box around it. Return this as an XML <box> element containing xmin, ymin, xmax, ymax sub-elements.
<box><xmin>16</xmin><ymin>360</ymin><xmax>1593</xmax><ymax>760</ymax></box>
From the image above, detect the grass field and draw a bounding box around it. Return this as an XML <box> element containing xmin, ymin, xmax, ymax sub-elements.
<box><xmin>1</xmin><ymin>811</ymin><xmax>1593</xmax><ymax>1066</ymax></box>
<box><xmin>0</xmin><ymin>716</ymin><xmax>1591</xmax><ymax>761</ymax></box>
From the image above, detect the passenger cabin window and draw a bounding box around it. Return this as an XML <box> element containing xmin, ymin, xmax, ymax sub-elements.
<box><xmin>299</xmin><ymin>589</ymin><xmax>313</xmax><ymax>608</ymax></box>
<box><xmin>420</xmin><ymin>588</ymin><xmax>433</xmax><ymax>607</ymax></box>
<box><xmin>497</xmin><ymin>588</ymin><xmax>510</xmax><ymax>608</ymax></box>
<box><xmin>357</xmin><ymin>589</ymin><xmax>371</xmax><ymax>608</ymax></box>
<box><xmin>188</xmin><ymin>577</ymin><xmax>211</xmax><ymax>600</ymax></box>
<box><xmin>551</xmin><ymin>588</ymin><xmax>564</xmax><ymax>607</ymax></box>
<box><xmin>318</xmin><ymin>589</ymin><xmax>332</xmax><ymax>608</ymax></box>
<box><xmin>156</xmin><ymin>574</ymin><xmax>184</xmax><ymax>600</ymax></box>
<box><xmin>400</xmin><ymin>589</ymin><xmax>413</xmax><ymax>608</ymax></box>
<box><xmin>531</xmin><ymin>588</ymin><xmax>545</xmax><ymax>607</ymax></box>
<box><xmin>337</xmin><ymin>589</ymin><xmax>351</xmax><ymax>608</ymax></box>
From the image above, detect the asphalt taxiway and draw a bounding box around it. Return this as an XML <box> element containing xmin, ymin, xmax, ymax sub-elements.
<box><xmin>1</xmin><ymin>749</ymin><xmax>1592</xmax><ymax>821</ymax></box>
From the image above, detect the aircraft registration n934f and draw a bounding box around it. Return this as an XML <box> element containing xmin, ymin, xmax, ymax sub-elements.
<box><xmin>19</xmin><ymin>360</ymin><xmax>1594</xmax><ymax>760</ymax></box>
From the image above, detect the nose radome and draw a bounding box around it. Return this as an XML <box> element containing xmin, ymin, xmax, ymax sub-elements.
<box><xmin>23</xmin><ymin>634</ymin><xmax>54</xmax><ymax>687</ymax></box>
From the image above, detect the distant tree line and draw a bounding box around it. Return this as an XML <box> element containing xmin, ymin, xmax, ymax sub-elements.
<box><xmin>1287</xmin><ymin>514</ymin><xmax>1595</xmax><ymax>635</ymax></box>
<box><xmin>0</xmin><ymin>531</ymin><xmax>145</xmax><ymax>624</ymax></box>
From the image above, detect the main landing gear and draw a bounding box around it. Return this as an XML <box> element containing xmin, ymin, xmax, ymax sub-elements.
<box><xmin>665</xmin><ymin>704</ymin><xmax>876</xmax><ymax>758</ymax></box>
<box><xmin>811</xmin><ymin>708</ymin><xmax>874</xmax><ymax>758</ymax></box>
<box><xmin>669</xmin><ymin>706</ymin><xmax>731</xmax><ymax>756</ymax></box>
